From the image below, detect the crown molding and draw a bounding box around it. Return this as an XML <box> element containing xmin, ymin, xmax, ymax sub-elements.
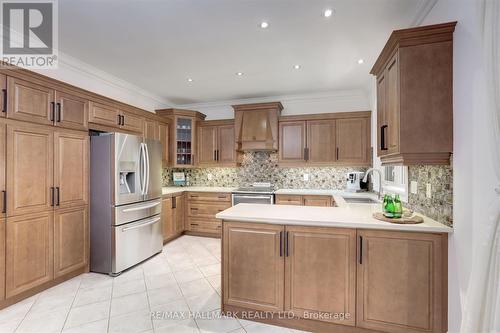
<box><xmin>411</xmin><ymin>0</ymin><xmax>439</xmax><ymax>26</ymax></box>
<box><xmin>176</xmin><ymin>89</ymin><xmax>369</xmax><ymax>109</ymax></box>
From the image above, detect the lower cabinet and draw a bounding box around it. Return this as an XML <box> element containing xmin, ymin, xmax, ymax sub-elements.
<box><xmin>161</xmin><ymin>194</ymin><xmax>184</xmax><ymax>242</ymax></box>
<box><xmin>54</xmin><ymin>206</ymin><xmax>88</xmax><ymax>278</ymax></box>
<box><xmin>357</xmin><ymin>230</ymin><xmax>445</xmax><ymax>333</ymax></box>
<box><xmin>186</xmin><ymin>192</ymin><xmax>230</xmax><ymax>236</ymax></box>
<box><xmin>276</xmin><ymin>194</ymin><xmax>333</xmax><ymax>207</ymax></box>
<box><xmin>0</xmin><ymin>218</ymin><xmax>4</xmax><ymax>301</ymax></box>
<box><xmin>5</xmin><ymin>211</ymin><xmax>54</xmax><ymax>298</ymax></box>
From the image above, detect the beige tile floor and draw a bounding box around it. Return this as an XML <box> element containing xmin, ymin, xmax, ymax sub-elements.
<box><xmin>0</xmin><ymin>235</ymin><xmax>309</xmax><ymax>333</ymax></box>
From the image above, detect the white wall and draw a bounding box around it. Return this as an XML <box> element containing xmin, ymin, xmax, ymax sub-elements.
<box><xmin>177</xmin><ymin>89</ymin><xmax>370</xmax><ymax>120</ymax></box>
<box><xmin>420</xmin><ymin>0</ymin><xmax>494</xmax><ymax>331</ymax></box>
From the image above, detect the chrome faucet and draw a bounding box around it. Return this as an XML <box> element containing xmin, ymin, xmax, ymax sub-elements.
<box><xmin>363</xmin><ymin>168</ymin><xmax>383</xmax><ymax>200</ymax></box>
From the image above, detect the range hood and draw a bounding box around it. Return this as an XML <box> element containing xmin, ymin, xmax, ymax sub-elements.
<box><xmin>233</xmin><ymin>102</ymin><xmax>283</xmax><ymax>151</ymax></box>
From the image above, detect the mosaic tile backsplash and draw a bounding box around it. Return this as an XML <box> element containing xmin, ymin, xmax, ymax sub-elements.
<box><xmin>163</xmin><ymin>152</ymin><xmax>453</xmax><ymax>226</ymax></box>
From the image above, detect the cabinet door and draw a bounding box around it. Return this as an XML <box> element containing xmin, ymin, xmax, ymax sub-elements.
<box><xmin>279</xmin><ymin>121</ymin><xmax>306</xmax><ymax>163</ymax></box>
<box><xmin>54</xmin><ymin>130</ymin><xmax>89</xmax><ymax>209</ymax></box>
<box><xmin>0</xmin><ymin>74</ymin><xmax>6</xmax><ymax>117</ymax></box>
<box><xmin>386</xmin><ymin>53</ymin><xmax>400</xmax><ymax>154</ymax></box>
<box><xmin>121</xmin><ymin>111</ymin><xmax>144</xmax><ymax>133</ymax></box>
<box><xmin>162</xmin><ymin>197</ymin><xmax>174</xmax><ymax>240</ymax></box>
<box><xmin>0</xmin><ymin>218</ymin><xmax>4</xmax><ymax>301</ymax></box>
<box><xmin>54</xmin><ymin>206</ymin><xmax>88</xmax><ymax>278</ymax></box>
<box><xmin>198</xmin><ymin>125</ymin><xmax>217</xmax><ymax>166</ymax></box>
<box><xmin>217</xmin><ymin>125</ymin><xmax>235</xmax><ymax>165</ymax></box>
<box><xmin>285</xmin><ymin>226</ymin><xmax>356</xmax><ymax>326</ymax></box>
<box><xmin>7</xmin><ymin>123</ymin><xmax>53</xmax><ymax>216</ymax></box>
<box><xmin>5</xmin><ymin>211</ymin><xmax>53</xmax><ymax>298</ymax></box>
<box><xmin>223</xmin><ymin>222</ymin><xmax>284</xmax><ymax>312</ymax></box>
<box><xmin>158</xmin><ymin>122</ymin><xmax>169</xmax><ymax>167</ymax></box>
<box><xmin>302</xmin><ymin>195</ymin><xmax>331</xmax><ymax>207</ymax></box>
<box><xmin>275</xmin><ymin>195</ymin><xmax>303</xmax><ymax>206</ymax></box>
<box><xmin>7</xmin><ymin>77</ymin><xmax>54</xmax><ymax>125</ymax></box>
<box><xmin>307</xmin><ymin>120</ymin><xmax>336</xmax><ymax>164</ymax></box>
<box><xmin>376</xmin><ymin>73</ymin><xmax>387</xmax><ymax>156</ymax></box>
<box><xmin>89</xmin><ymin>102</ymin><xmax>120</xmax><ymax>128</ymax></box>
<box><xmin>336</xmin><ymin>118</ymin><xmax>369</xmax><ymax>165</ymax></box>
<box><xmin>55</xmin><ymin>91</ymin><xmax>89</xmax><ymax>131</ymax></box>
<box><xmin>357</xmin><ymin>230</ymin><xmax>444</xmax><ymax>333</ymax></box>
<box><xmin>144</xmin><ymin>119</ymin><xmax>157</xmax><ymax>140</ymax></box>
<box><xmin>173</xmin><ymin>195</ymin><xmax>184</xmax><ymax>234</ymax></box>
<box><xmin>0</xmin><ymin>123</ymin><xmax>5</xmax><ymax>217</ymax></box>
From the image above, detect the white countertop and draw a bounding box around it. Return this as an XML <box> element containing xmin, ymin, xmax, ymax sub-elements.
<box><xmin>162</xmin><ymin>186</ymin><xmax>236</xmax><ymax>196</ymax></box>
<box><xmin>216</xmin><ymin>203</ymin><xmax>452</xmax><ymax>233</ymax></box>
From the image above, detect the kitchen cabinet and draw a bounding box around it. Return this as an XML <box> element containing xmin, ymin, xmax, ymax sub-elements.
<box><xmin>54</xmin><ymin>91</ymin><xmax>89</xmax><ymax>131</ymax></box>
<box><xmin>275</xmin><ymin>194</ymin><xmax>303</xmax><ymax>206</ymax></box>
<box><xmin>197</xmin><ymin>120</ymin><xmax>236</xmax><ymax>166</ymax></box>
<box><xmin>54</xmin><ymin>206</ymin><xmax>87</xmax><ymax>278</ymax></box>
<box><xmin>89</xmin><ymin>101</ymin><xmax>120</xmax><ymax>128</ymax></box>
<box><xmin>162</xmin><ymin>197</ymin><xmax>174</xmax><ymax>240</ymax></box>
<box><xmin>186</xmin><ymin>192</ymin><xmax>230</xmax><ymax>236</ymax></box>
<box><xmin>0</xmin><ymin>74</ymin><xmax>6</xmax><ymax>117</ymax></box>
<box><xmin>5</xmin><ymin>211</ymin><xmax>53</xmax><ymax>298</ymax></box>
<box><xmin>223</xmin><ymin>222</ymin><xmax>284</xmax><ymax>312</ymax></box>
<box><xmin>7</xmin><ymin>77</ymin><xmax>54</xmax><ymax>126</ymax></box>
<box><xmin>54</xmin><ymin>130</ymin><xmax>89</xmax><ymax>209</ymax></box>
<box><xmin>0</xmin><ymin>123</ymin><xmax>5</xmax><ymax>217</ymax></box>
<box><xmin>162</xmin><ymin>194</ymin><xmax>184</xmax><ymax>242</ymax></box>
<box><xmin>0</xmin><ymin>218</ymin><xmax>4</xmax><ymax>301</ymax></box>
<box><xmin>336</xmin><ymin>117</ymin><xmax>370</xmax><ymax>165</ymax></box>
<box><xmin>158</xmin><ymin>122</ymin><xmax>169</xmax><ymax>167</ymax></box>
<box><xmin>233</xmin><ymin>102</ymin><xmax>282</xmax><ymax>151</ymax></box>
<box><xmin>173</xmin><ymin>194</ymin><xmax>185</xmax><ymax>234</ymax></box>
<box><xmin>6</xmin><ymin>122</ymin><xmax>54</xmax><ymax>217</ymax></box>
<box><xmin>143</xmin><ymin>118</ymin><xmax>158</xmax><ymax>140</ymax></box>
<box><xmin>120</xmin><ymin>110</ymin><xmax>144</xmax><ymax>133</ymax></box>
<box><xmin>285</xmin><ymin>226</ymin><xmax>356</xmax><ymax>326</ymax></box>
<box><xmin>357</xmin><ymin>230</ymin><xmax>445</xmax><ymax>333</ymax></box>
<box><xmin>370</xmin><ymin>22</ymin><xmax>456</xmax><ymax>165</ymax></box>
<box><xmin>276</xmin><ymin>194</ymin><xmax>333</xmax><ymax>207</ymax></box>
<box><xmin>278</xmin><ymin>112</ymin><xmax>371</xmax><ymax>167</ymax></box>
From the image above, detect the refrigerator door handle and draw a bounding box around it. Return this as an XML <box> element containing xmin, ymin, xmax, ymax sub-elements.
<box><xmin>121</xmin><ymin>216</ymin><xmax>161</xmax><ymax>232</ymax></box>
<box><xmin>139</xmin><ymin>143</ymin><xmax>147</xmax><ymax>195</ymax></box>
<box><xmin>144</xmin><ymin>143</ymin><xmax>150</xmax><ymax>195</ymax></box>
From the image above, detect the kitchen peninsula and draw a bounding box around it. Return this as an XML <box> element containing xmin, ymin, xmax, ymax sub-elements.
<box><xmin>216</xmin><ymin>200</ymin><xmax>451</xmax><ymax>333</ymax></box>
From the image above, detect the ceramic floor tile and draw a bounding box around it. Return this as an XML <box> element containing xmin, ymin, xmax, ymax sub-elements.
<box><xmin>29</xmin><ymin>293</ymin><xmax>75</xmax><ymax>315</ymax></box>
<box><xmin>195</xmin><ymin>312</ymin><xmax>242</xmax><ymax>333</ymax></box>
<box><xmin>64</xmin><ymin>299</ymin><xmax>110</xmax><ymax>329</ymax></box>
<box><xmin>174</xmin><ymin>267</ymin><xmax>205</xmax><ymax>283</ymax></box>
<box><xmin>113</xmin><ymin>267</ymin><xmax>144</xmax><ymax>283</ymax></box>
<box><xmin>73</xmin><ymin>284</ymin><xmax>112</xmax><ymax>307</ymax></box>
<box><xmin>62</xmin><ymin>319</ymin><xmax>108</xmax><ymax>333</ymax></box>
<box><xmin>185</xmin><ymin>290</ymin><xmax>221</xmax><ymax>313</ymax></box>
<box><xmin>112</xmin><ymin>277</ymin><xmax>146</xmax><ymax>298</ymax></box>
<box><xmin>79</xmin><ymin>273</ymin><xmax>113</xmax><ymax>290</ymax></box>
<box><xmin>179</xmin><ymin>278</ymin><xmax>215</xmax><ymax>298</ymax></box>
<box><xmin>154</xmin><ymin>319</ymin><xmax>200</xmax><ymax>333</ymax></box>
<box><xmin>16</xmin><ymin>308</ymin><xmax>68</xmax><ymax>333</ymax></box>
<box><xmin>198</xmin><ymin>263</ymin><xmax>221</xmax><ymax>277</ymax></box>
<box><xmin>108</xmin><ymin>309</ymin><xmax>153</xmax><ymax>333</ymax></box>
<box><xmin>147</xmin><ymin>283</ymin><xmax>184</xmax><ymax>306</ymax></box>
<box><xmin>243</xmin><ymin>322</ymin><xmax>293</xmax><ymax>333</ymax></box>
<box><xmin>151</xmin><ymin>299</ymin><xmax>191</xmax><ymax>329</ymax></box>
<box><xmin>144</xmin><ymin>272</ymin><xmax>177</xmax><ymax>290</ymax></box>
<box><xmin>41</xmin><ymin>278</ymin><xmax>81</xmax><ymax>297</ymax></box>
<box><xmin>110</xmin><ymin>291</ymin><xmax>150</xmax><ymax>317</ymax></box>
<box><xmin>191</xmin><ymin>255</ymin><xmax>220</xmax><ymax>267</ymax></box>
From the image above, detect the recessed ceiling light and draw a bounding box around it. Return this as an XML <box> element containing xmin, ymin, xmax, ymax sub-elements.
<box><xmin>323</xmin><ymin>9</ymin><xmax>333</xmax><ymax>17</ymax></box>
<box><xmin>293</xmin><ymin>64</ymin><xmax>301</xmax><ymax>69</ymax></box>
<box><xmin>260</xmin><ymin>21</ymin><xmax>269</xmax><ymax>29</ymax></box>
<box><xmin>236</xmin><ymin>72</ymin><xmax>244</xmax><ymax>76</ymax></box>
<box><xmin>357</xmin><ymin>59</ymin><xmax>364</xmax><ymax>64</ymax></box>
<box><xmin>187</xmin><ymin>78</ymin><xmax>193</xmax><ymax>82</ymax></box>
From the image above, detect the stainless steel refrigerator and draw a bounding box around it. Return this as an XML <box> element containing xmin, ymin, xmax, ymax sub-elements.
<box><xmin>90</xmin><ymin>132</ymin><xmax>163</xmax><ymax>275</ymax></box>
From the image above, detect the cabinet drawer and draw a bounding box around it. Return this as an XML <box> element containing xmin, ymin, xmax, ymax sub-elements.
<box><xmin>188</xmin><ymin>202</ymin><xmax>230</xmax><ymax>218</ymax></box>
<box><xmin>275</xmin><ymin>195</ymin><xmax>303</xmax><ymax>206</ymax></box>
<box><xmin>188</xmin><ymin>192</ymin><xmax>231</xmax><ymax>202</ymax></box>
<box><xmin>187</xmin><ymin>218</ymin><xmax>221</xmax><ymax>233</ymax></box>
<box><xmin>302</xmin><ymin>195</ymin><xmax>332</xmax><ymax>207</ymax></box>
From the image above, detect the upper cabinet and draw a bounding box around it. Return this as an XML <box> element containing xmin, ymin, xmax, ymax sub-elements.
<box><xmin>278</xmin><ymin>112</ymin><xmax>371</xmax><ymax>167</ymax></box>
<box><xmin>197</xmin><ymin>120</ymin><xmax>236</xmax><ymax>167</ymax></box>
<box><xmin>156</xmin><ymin>108</ymin><xmax>206</xmax><ymax>168</ymax></box>
<box><xmin>233</xmin><ymin>102</ymin><xmax>282</xmax><ymax>151</ymax></box>
<box><xmin>88</xmin><ymin>101</ymin><xmax>145</xmax><ymax>134</ymax></box>
<box><xmin>371</xmin><ymin>22</ymin><xmax>456</xmax><ymax>165</ymax></box>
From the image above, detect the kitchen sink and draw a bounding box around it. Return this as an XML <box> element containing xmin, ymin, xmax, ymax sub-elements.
<box><xmin>342</xmin><ymin>197</ymin><xmax>379</xmax><ymax>204</ymax></box>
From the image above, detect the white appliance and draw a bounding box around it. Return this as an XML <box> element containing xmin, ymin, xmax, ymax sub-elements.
<box><xmin>90</xmin><ymin>132</ymin><xmax>163</xmax><ymax>276</ymax></box>
<box><xmin>345</xmin><ymin>172</ymin><xmax>365</xmax><ymax>192</ymax></box>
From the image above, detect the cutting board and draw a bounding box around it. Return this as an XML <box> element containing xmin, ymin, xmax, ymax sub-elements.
<box><xmin>373</xmin><ymin>212</ymin><xmax>424</xmax><ymax>224</ymax></box>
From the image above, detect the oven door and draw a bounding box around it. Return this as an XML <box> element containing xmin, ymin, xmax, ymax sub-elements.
<box><xmin>231</xmin><ymin>194</ymin><xmax>274</xmax><ymax>206</ymax></box>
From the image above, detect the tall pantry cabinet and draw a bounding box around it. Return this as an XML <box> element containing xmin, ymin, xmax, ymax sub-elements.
<box><xmin>0</xmin><ymin>74</ymin><xmax>89</xmax><ymax>302</ymax></box>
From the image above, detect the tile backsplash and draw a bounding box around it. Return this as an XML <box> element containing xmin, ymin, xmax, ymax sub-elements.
<box><xmin>163</xmin><ymin>151</ymin><xmax>367</xmax><ymax>190</ymax></box>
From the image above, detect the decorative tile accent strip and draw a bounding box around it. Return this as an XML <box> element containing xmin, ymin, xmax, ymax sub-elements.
<box><xmin>407</xmin><ymin>165</ymin><xmax>453</xmax><ymax>226</ymax></box>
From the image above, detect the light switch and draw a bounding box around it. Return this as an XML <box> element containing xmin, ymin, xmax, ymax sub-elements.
<box><xmin>426</xmin><ymin>183</ymin><xmax>432</xmax><ymax>198</ymax></box>
<box><xmin>410</xmin><ymin>181</ymin><xmax>418</xmax><ymax>194</ymax></box>
<box><xmin>303</xmin><ymin>173</ymin><xmax>310</xmax><ymax>181</ymax></box>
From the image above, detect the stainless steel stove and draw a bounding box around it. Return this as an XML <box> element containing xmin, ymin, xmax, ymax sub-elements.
<box><xmin>232</xmin><ymin>182</ymin><xmax>275</xmax><ymax>205</ymax></box>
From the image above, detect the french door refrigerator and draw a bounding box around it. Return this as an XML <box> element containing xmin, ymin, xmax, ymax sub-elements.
<box><xmin>90</xmin><ymin>132</ymin><xmax>163</xmax><ymax>275</ymax></box>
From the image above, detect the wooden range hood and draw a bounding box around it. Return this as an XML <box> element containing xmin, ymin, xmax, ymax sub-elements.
<box><xmin>233</xmin><ymin>102</ymin><xmax>283</xmax><ymax>151</ymax></box>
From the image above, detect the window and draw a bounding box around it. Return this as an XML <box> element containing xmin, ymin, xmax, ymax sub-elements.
<box><xmin>382</xmin><ymin>166</ymin><xmax>408</xmax><ymax>202</ymax></box>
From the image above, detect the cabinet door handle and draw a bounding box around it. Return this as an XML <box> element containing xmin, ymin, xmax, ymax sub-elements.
<box><xmin>285</xmin><ymin>231</ymin><xmax>289</xmax><ymax>257</ymax></box>
<box><xmin>117</xmin><ymin>114</ymin><xmax>121</xmax><ymax>126</ymax></box>
<box><xmin>56</xmin><ymin>187</ymin><xmax>60</xmax><ymax>206</ymax></box>
<box><xmin>56</xmin><ymin>103</ymin><xmax>61</xmax><ymax>122</ymax></box>
<box><xmin>50</xmin><ymin>187</ymin><xmax>55</xmax><ymax>206</ymax></box>
<box><xmin>122</xmin><ymin>115</ymin><xmax>125</xmax><ymax>126</ymax></box>
<box><xmin>359</xmin><ymin>236</ymin><xmax>363</xmax><ymax>264</ymax></box>
<box><xmin>381</xmin><ymin>125</ymin><xmax>388</xmax><ymax>150</ymax></box>
<box><xmin>336</xmin><ymin>147</ymin><xmax>339</xmax><ymax>160</ymax></box>
<box><xmin>50</xmin><ymin>102</ymin><xmax>55</xmax><ymax>122</ymax></box>
<box><xmin>2</xmin><ymin>89</ymin><xmax>7</xmax><ymax>113</ymax></box>
<box><xmin>279</xmin><ymin>231</ymin><xmax>283</xmax><ymax>257</ymax></box>
<box><xmin>191</xmin><ymin>223</ymin><xmax>199</xmax><ymax>226</ymax></box>
<box><xmin>303</xmin><ymin>147</ymin><xmax>309</xmax><ymax>161</ymax></box>
<box><xmin>2</xmin><ymin>190</ymin><xmax>6</xmax><ymax>213</ymax></box>
<box><xmin>172</xmin><ymin>197</ymin><xmax>176</xmax><ymax>209</ymax></box>
<box><xmin>214</xmin><ymin>150</ymin><xmax>216</xmax><ymax>161</ymax></box>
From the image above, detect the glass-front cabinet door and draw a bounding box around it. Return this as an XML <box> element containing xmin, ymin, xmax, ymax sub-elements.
<box><xmin>175</xmin><ymin>117</ymin><xmax>193</xmax><ymax>166</ymax></box>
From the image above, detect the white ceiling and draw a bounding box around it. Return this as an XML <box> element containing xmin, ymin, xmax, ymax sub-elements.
<box><xmin>59</xmin><ymin>0</ymin><xmax>433</xmax><ymax>105</ymax></box>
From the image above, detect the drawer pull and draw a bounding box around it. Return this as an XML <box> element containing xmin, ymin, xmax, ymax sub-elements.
<box><xmin>218</xmin><ymin>196</ymin><xmax>227</xmax><ymax>199</ymax></box>
<box><xmin>190</xmin><ymin>208</ymin><xmax>198</xmax><ymax>211</ymax></box>
<box><xmin>191</xmin><ymin>223</ymin><xmax>199</xmax><ymax>226</ymax></box>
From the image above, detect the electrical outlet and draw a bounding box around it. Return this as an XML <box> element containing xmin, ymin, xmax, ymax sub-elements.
<box><xmin>207</xmin><ymin>173</ymin><xmax>213</xmax><ymax>180</ymax></box>
<box><xmin>303</xmin><ymin>173</ymin><xmax>309</xmax><ymax>181</ymax></box>
<box><xmin>410</xmin><ymin>181</ymin><xmax>418</xmax><ymax>194</ymax></box>
<box><xmin>426</xmin><ymin>183</ymin><xmax>432</xmax><ymax>198</ymax></box>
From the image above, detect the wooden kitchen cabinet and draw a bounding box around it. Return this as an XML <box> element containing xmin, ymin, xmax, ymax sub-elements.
<box><xmin>197</xmin><ymin>120</ymin><xmax>236</xmax><ymax>166</ymax></box>
<box><xmin>186</xmin><ymin>192</ymin><xmax>230</xmax><ymax>236</ymax></box>
<box><xmin>223</xmin><ymin>222</ymin><xmax>284</xmax><ymax>312</ymax></box>
<box><xmin>0</xmin><ymin>123</ymin><xmax>5</xmax><ymax>217</ymax></box>
<box><xmin>162</xmin><ymin>194</ymin><xmax>185</xmax><ymax>242</ymax></box>
<box><xmin>336</xmin><ymin>117</ymin><xmax>370</xmax><ymax>165</ymax></box>
<box><xmin>89</xmin><ymin>101</ymin><xmax>120</xmax><ymax>128</ymax></box>
<box><xmin>6</xmin><ymin>123</ymin><xmax>54</xmax><ymax>217</ymax></box>
<box><xmin>371</xmin><ymin>22</ymin><xmax>456</xmax><ymax>165</ymax></box>
<box><xmin>5</xmin><ymin>211</ymin><xmax>54</xmax><ymax>298</ymax></box>
<box><xmin>158</xmin><ymin>122</ymin><xmax>169</xmax><ymax>167</ymax></box>
<box><xmin>54</xmin><ymin>206</ymin><xmax>88</xmax><ymax>278</ymax></box>
<box><xmin>173</xmin><ymin>194</ymin><xmax>185</xmax><ymax>234</ymax></box>
<box><xmin>307</xmin><ymin>120</ymin><xmax>336</xmax><ymax>164</ymax></box>
<box><xmin>143</xmin><ymin>118</ymin><xmax>158</xmax><ymax>140</ymax></box>
<box><xmin>54</xmin><ymin>130</ymin><xmax>89</xmax><ymax>209</ymax></box>
<box><xmin>276</xmin><ymin>194</ymin><xmax>333</xmax><ymax>207</ymax></box>
<box><xmin>285</xmin><ymin>226</ymin><xmax>356</xmax><ymax>326</ymax></box>
<box><xmin>54</xmin><ymin>91</ymin><xmax>89</xmax><ymax>131</ymax></box>
<box><xmin>120</xmin><ymin>111</ymin><xmax>144</xmax><ymax>133</ymax></box>
<box><xmin>279</xmin><ymin>121</ymin><xmax>306</xmax><ymax>163</ymax></box>
<box><xmin>357</xmin><ymin>230</ymin><xmax>446</xmax><ymax>333</ymax></box>
<box><xmin>0</xmin><ymin>74</ymin><xmax>6</xmax><ymax>117</ymax></box>
<box><xmin>7</xmin><ymin>77</ymin><xmax>54</xmax><ymax>126</ymax></box>
<box><xmin>275</xmin><ymin>194</ymin><xmax>303</xmax><ymax>206</ymax></box>
<box><xmin>0</xmin><ymin>218</ymin><xmax>4</xmax><ymax>301</ymax></box>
